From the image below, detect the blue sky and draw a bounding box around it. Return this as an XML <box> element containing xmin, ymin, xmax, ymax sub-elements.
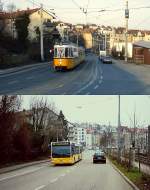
<box><xmin>22</xmin><ymin>95</ymin><xmax>150</xmax><ymax>128</ymax></box>
<box><xmin>2</xmin><ymin>0</ymin><xmax>150</xmax><ymax>30</ymax></box>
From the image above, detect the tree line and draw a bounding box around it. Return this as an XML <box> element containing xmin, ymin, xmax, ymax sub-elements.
<box><xmin>0</xmin><ymin>96</ymin><xmax>68</xmax><ymax>165</ymax></box>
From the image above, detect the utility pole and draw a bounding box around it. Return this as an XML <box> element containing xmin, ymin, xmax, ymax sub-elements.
<box><xmin>125</xmin><ymin>0</ymin><xmax>129</xmax><ymax>62</ymax></box>
<box><xmin>117</xmin><ymin>95</ymin><xmax>121</xmax><ymax>162</ymax></box>
<box><xmin>105</xmin><ymin>33</ymin><xmax>107</xmax><ymax>53</ymax></box>
<box><xmin>148</xmin><ymin>125</ymin><xmax>150</xmax><ymax>155</ymax></box>
<box><xmin>40</xmin><ymin>4</ymin><xmax>44</xmax><ymax>62</ymax></box>
<box><xmin>77</xmin><ymin>32</ymin><xmax>79</xmax><ymax>53</ymax></box>
<box><xmin>0</xmin><ymin>0</ymin><xmax>3</xmax><ymax>12</ymax></box>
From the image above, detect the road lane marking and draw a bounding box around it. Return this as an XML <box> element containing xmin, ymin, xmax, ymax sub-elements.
<box><xmin>8</xmin><ymin>80</ymin><xmax>18</xmax><ymax>85</ymax></box>
<box><xmin>60</xmin><ymin>173</ymin><xmax>66</xmax><ymax>177</ymax></box>
<box><xmin>35</xmin><ymin>185</ymin><xmax>46</xmax><ymax>190</ymax></box>
<box><xmin>0</xmin><ymin>167</ymin><xmax>45</xmax><ymax>182</ymax></box>
<box><xmin>86</xmin><ymin>92</ymin><xmax>90</xmax><ymax>95</ymax></box>
<box><xmin>26</xmin><ymin>76</ymin><xmax>34</xmax><ymax>80</ymax></box>
<box><xmin>57</xmin><ymin>84</ymin><xmax>64</xmax><ymax>88</ymax></box>
<box><xmin>50</xmin><ymin>178</ymin><xmax>58</xmax><ymax>183</ymax></box>
<box><xmin>94</xmin><ymin>85</ymin><xmax>99</xmax><ymax>90</ymax></box>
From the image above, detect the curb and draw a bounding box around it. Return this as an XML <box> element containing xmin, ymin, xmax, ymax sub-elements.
<box><xmin>109</xmin><ymin>159</ymin><xmax>140</xmax><ymax>190</ymax></box>
<box><xmin>0</xmin><ymin>159</ymin><xmax>50</xmax><ymax>175</ymax></box>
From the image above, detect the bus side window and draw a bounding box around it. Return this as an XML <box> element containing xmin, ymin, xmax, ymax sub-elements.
<box><xmin>72</xmin><ymin>146</ymin><xmax>75</xmax><ymax>154</ymax></box>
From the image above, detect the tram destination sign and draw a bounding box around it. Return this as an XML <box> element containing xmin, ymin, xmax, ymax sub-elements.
<box><xmin>52</xmin><ymin>141</ymin><xmax>70</xmax><ymax>146</ymax></box>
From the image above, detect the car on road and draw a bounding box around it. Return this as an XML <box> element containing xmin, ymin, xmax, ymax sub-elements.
<box><xmin>93</xmin><ymin>151</ymin><xmax>106</xmax><ymax>164</ymax></box>
<box><xmin>102</xmin><ymin>56</ymin><xmax>112</xmax><ymax>64</ymax></box>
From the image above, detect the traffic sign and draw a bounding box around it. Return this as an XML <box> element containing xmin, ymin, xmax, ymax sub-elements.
<box><xmin>125</xmin><ymin>9</ymin><xmax>129</xmax><ymax>19</ymax></box>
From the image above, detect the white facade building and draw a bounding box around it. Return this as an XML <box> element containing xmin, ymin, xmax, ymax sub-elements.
<box><xmin>86</xmin><ymin>133</ymin><xmax>93</xmax><ymax>149</ymax></box>
<box><xmin>74</xmin><ymin>127</ymin><xmax>86</xmax><ymax>145</ymax></box>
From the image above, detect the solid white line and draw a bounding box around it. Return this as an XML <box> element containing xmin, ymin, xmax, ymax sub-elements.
<box><xmin>50</xmin><ymin>178</ymin><xmax>58</xmax><ymax>183</ymax></box>
<box><xmin>8</xmin><ymin>80</ymin><xmax>18</xmax><ymax>85</ymax></box>
<box><xmin>0</xmin><ymin>167</ymin><xmax>45</xmax><ymax>182</ymax></box>
<box><xmin>35</xmin><ymin>185</ymin><xmax>46</xmax><ymax>190</ymax></box>
<box><xmin>94</xmin><ymin>85</ymin><xmax>99</xmax><ymax>90</ymax></box>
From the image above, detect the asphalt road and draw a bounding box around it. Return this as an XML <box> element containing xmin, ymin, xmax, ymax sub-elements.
<box><xmin>0</xmin><ymin>53</ymin><xmax>150</xmax><ymax>94</ymax></box>
<box><xmin>0</xmin><ymin>150</ymin><xmax>134</xmax><ymax>190</ymax></box>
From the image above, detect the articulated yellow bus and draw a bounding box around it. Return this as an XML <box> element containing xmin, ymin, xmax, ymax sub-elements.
<box><xmin>51</xmin><ymin>141</ymin><xmax>82</xmax><ymax>165</ymax></box>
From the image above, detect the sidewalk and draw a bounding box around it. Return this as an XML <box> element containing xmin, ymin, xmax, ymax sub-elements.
<box><xmin>133</xmin><ymin>161</ymin><xmax>150</xmax><ymax>176</ymax></box>
<box><xmin>0</xmin><ymin>61</ymin><xmax>50</xmax><ymax>75</ymax></box>
<box><xmin>113</xmin><ymin>58</ymin><xmax>150</xmax><ymax>68</ymax></box>
<box><xmin>0</xmin><ymin>159</ymin><xmax>49</xmax><ymax>174</ymax></box>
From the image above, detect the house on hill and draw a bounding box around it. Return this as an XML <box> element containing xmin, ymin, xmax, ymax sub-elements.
<box><xmin>0</xmin><ymin>8</ymin><xmax>56</xmax><ymax>41</ymax></box>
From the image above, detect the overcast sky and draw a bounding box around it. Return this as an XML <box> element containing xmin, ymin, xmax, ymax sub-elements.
<box><xmin>2</xmin><ymin>0</ymin><xmax>150</xmax><ymax>30</ymax></box>
<box><xmin>22</xmin><ymin>95</ymin><xmax>150</xmax><ymax>128</ymax></box>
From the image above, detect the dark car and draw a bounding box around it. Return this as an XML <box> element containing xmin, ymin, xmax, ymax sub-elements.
<box><xmin>93</xmin><ymin>151</ymin><xmax>106</xmax><ymax>163</ymax></box>
<box><xmin>102</xmin><ymin>56</ymin><xmax>112</xmax><ymax>64</ymax></box>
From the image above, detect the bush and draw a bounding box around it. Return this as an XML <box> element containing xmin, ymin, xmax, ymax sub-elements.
<box><xmin>13</xmin><ymin>123</ymin><xmax>32</xmax><ymax>161</ymax></box>
<box><xmin>27</xmin><ymin>43</ymin><xmax>41</xmax><ymax>61</ymax></box>
<box><xmin>0</xmin><ymin>53</ymin><xmax>29</xmax><ymax>69</ymax></box>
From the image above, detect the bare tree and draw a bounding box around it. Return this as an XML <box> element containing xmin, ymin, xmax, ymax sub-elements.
<box><xmin>0</xmin><ymin>95</ymin><xmax>22</xmax><ymax>163</ymax></box>
<box><xmin>7</xmin><ymin>3</ymin><xmax>16</xmax><ymax>12</ymax></box>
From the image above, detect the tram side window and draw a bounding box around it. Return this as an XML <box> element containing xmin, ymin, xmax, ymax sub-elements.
<box><xmin>65</xmin><ymin>48</ymin><xmax>69</xmax><ymax>57</ymax></box>
<box><xmin>54</xmin><ymin>48</ymin><xmax>57</xmax><ymax>57</ymax></box>
<box><xmin>69</xmin><ymin>48</ymin><xmax>73</xmax><ymax>57</ymax></box>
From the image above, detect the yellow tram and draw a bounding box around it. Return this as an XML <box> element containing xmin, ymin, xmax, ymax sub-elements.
<box><xmin>50</xmin><ymin>141</ymin><xmax>83</xmax><ymax>165</ymax></box>
<box><xmin>53</xmin><ymin>43</ymin><xmax>85</xmax><ymax>70</ymax></box>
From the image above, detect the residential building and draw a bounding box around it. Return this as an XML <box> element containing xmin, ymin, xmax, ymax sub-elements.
<box><xmin>74</xmin><ymin>125</ymin><xmax>86</xmax><ymax>145</ymax></box>
<box><xmin>67</xmin><ymin>122</ymin><xmax>76</xmax><ymax>142</ymax></box>
<box><xmin>133</xmin><ymin>40</ymin><xmax>150</xmax><ymax>64</ymax></box>
<box><xmin>0</xmin><ymin>8</ymin><xmax>56</xmax><ymax>41</ymax></box>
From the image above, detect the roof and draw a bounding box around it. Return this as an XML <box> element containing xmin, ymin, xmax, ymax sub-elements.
<box><xmin>0</xmin><ymin>8</ymin><xmax>56</xmax><ymax>20</ymax></box>
<box><xmin>0</xmin><ymin>8</ymin><xmax>40</xmax><ymax>19</ymax></box>
<box><xmin>133</xmin><ymin>40</ymin><xmax>150</xmax><ymax>49</ymax></box>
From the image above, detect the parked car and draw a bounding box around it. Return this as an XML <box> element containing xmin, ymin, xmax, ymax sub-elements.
<box><xmin>102</xmin><ymin>56</ymin><xmax>112</xmax><ymax>64</ymax></box>
<box><xmin>93</xmin><ymin>151</ymin><xmax>106</xmax><ymax>163</ymax></box>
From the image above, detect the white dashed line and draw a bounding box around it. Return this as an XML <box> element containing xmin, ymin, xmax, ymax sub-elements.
<box><xmin>35</xmin><ymin>185</ymin><xmax>46</xmax><ymax>190</ymax></box>
<box><xmin>86</xmin><ymin>92</ymin><xmax>91</xmax><ymax>95</ymax></box>
<box><xmin>99</xmin><ymin>80</ymin><xmax>102</xmax><ymax>85</ymax></box>
<box><xmin>94</xmin><ymin>85</ymin><xmax>99</xmax><ymax>90</ymax></box>
<box><xmin>60</xmin><ymin>173</ymin><xmax>66</xmax><ymax>177</ymax></box>
<box><xmin>50</xmin><ymin>178</ymin><xmax>58</xmax><ymax>183</ymax></box>
<box><xmin>58</xmin><ymin>84</ymin><xmax>64</xmax><ymax>88</ymax></box>
<box><xmin>8</xmin><ymin>80</ymin><xmax>18</xmax><ymax>85</ymax></box>
<box><xmin>26</xmin><ymin>76</ymin><xmax>34</xmax><ymax>80</ymax></box>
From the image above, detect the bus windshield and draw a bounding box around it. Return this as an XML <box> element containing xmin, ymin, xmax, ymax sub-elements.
<box><xmin>52</xmin><ymin>146</ymin><xmax>71</xmax><ymax>158</ymax></box>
